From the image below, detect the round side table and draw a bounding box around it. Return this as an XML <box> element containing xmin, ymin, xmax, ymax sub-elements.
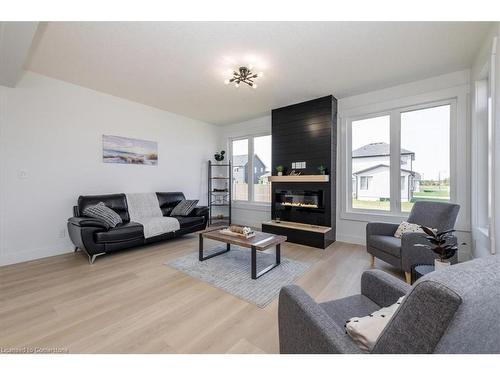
<box><xmin>411</xmin><ymin>264</ymin><xmax>434</xmax><ymax>284</ymax></box>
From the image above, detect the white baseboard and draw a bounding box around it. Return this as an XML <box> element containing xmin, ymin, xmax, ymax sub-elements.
<box><xmin>0</xmin><ymin>244</ymin><xmax>72</xmax><ymax>266</ymax></box>
<box><xmin>336</xmin><ymin>233</ymin><xmax>365</xmax><ymax>245</ymax></box>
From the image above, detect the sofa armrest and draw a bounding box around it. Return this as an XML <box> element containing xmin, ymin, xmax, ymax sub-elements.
<box><xmin>189</xmin><ymin>206</ymin><xmax>209</xmax><ymax>227</ymax></box>
<box><xmin>361</xmin><ymin>270</ymin><xmax>410</xmax><ymax>307</ymax></box>
<box><xmin>68</xmin><ymin>216</ymin><xmax>109</xmax><ymax>229</ymax></box>
<box><xmin>366</xmin><ymin>222</ymin><xmax>399</xmax><ymax>237</ymax></box>
<box><xmin>278</xmin><ymin>285</ymin><xmax>362</xmax><ymax>354</ymax></box>
<box><xmin>400</xmin><ymin>233</ymin><xmax>458</xmax><ymax>272</ymax></box>
<box><xmin>190</xmin><ymin>206</ymin><xmax>208</xmax><ymax>217</ymax></box>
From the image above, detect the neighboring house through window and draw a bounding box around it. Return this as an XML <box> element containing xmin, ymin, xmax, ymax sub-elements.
<box><xmin>347</xmin><ymin>102</ymin><xmax>452</xmax><ymax>214</ymax></box>
<box><xmin>231</xmin><ymin>135</ymin><xmax>272</xmax><ymax>203</ymax></box>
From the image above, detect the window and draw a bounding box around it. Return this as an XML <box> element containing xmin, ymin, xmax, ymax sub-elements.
<box><xmin>231</xmin><ymin>135</ymin><xmax>271</xmax><ymax>203</ymax></box>
<box><xmin>253</xmin><ymin>135</ymin><xmax>272</xmax><ymax>202</ymax></box>
<box><xmin>232</xmin><ymin>139</ymin><xmax>248</xmax><ymax>201</ymax></box>
<box><xmin>473</xmin><ymin>78</ymin><xmax>493</xmax><ymax>233</ymax></box>
<box><xmin>360</xmin><ymin>176</ymin><xmax>371</xmax><ymax>190</ymax></box>
<box><xmin>400</xmin><ymin>105</ymin><xmax>450</xmax><ymax>212</ymax></box>
<box><xmin>347</xmin><ymin>100</ymin><xmax>454</xmax><ymax>215</ymax></box>
<box><xmin>351</xmin><ymin>115</ymin><xmax>390</xmax><ymax>210</ymax></box>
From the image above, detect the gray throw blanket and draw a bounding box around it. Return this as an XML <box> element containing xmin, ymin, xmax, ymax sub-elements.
<box><xmin>125</xmin><ymin>193</ymin><xmax>180</xmax><ymax>239</ymax></box>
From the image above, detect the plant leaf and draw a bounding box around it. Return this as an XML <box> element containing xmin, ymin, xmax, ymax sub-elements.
<box><xmin>420</xmin><ymin>226</ymin><xmax>436</xmax><ymax>237</ymax></box>
<box><xmin>437</xmin><ymin>229</ymin><xmax>455</xmax><ymax>237</ymax></box>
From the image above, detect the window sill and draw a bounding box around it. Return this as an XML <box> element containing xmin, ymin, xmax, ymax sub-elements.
<box><xmin>340</xmin><ymin>210</ymin><xmax>407</xmax><ymax>224</ymax></box>
<box><xmin>474</xmin><ymin>226</ymin><xmax>489</xmax><ymax>238</ymax></box>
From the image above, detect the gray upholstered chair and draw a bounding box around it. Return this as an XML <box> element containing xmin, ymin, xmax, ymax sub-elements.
<box><xmin>278</xmin><ymin>256</ymin><xmax>500</xmax><ymax>354</ymax></box>
<box><xmin>366</xmin><ymin>201</ymin><xmax>460</xmax><ymax>283</ymax></box>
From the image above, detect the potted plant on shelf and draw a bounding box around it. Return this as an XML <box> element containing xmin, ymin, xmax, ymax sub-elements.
<box><xmin>416</xmin><ymin>226</ymin><xmax>458</xmax><ymax>270</ymax></box>
<box><xmin>214</xmin><ymin>150</ymin><xmax>225</xmax><ymax>163</ymax></box>
<box><xmin>276</xmin><ymin>165</ymin><xmax>284</xmax><ymax>176</ymax></box>
<box><xmin>318</xmin><ymin>165</ymin><xmax>327</xmax><ymax>175</ymax></box>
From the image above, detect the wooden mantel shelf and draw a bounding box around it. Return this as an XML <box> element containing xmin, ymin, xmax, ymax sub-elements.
<box><xmin>268</xmin><ymin>175</ymin><xmax>329</xmax><ymax>182</ymax></box>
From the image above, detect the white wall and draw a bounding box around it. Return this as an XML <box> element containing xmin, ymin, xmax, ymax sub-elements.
<box><xmin>0</xmin><ymin>72</ymin><xmax>218</xmax><ymax>265</ymax></box>
<box><xmin>337</xmin><ymin>70</ymin><xmax>472</xmax><ymax>260</ymax></box>
<box><xmin>470</xmin><ymin>23</ymin><xmax>500</xmax><ymax>258</ymax></box>
<box><xmin>217</xmin><ymin>115</ymin><xmax>271</xmax><ymax>228</ymax></box>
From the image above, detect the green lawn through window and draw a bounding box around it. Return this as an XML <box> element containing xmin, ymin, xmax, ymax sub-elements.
<box><xmin>352</xmin><ymin>185</ymin><xmax>450</xmax><ymax>212</ymax></box>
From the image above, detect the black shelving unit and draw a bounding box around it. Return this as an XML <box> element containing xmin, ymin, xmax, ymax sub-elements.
<box><xmin>208</xmin><ymin>160</ymin><xmax>231</xmax><ymax>226</ymax></box>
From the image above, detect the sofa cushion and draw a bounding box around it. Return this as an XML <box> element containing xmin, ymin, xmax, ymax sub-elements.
<box><xmin>320</xmin><ymin>294</ymin><xmax>381</xmax><ymax>328</ymax></box>
<box><xmin>172</xmin><ymin>216</ymin><xmax>204</xmax><ymax>229</ymax></box>
<box><xmin>345</xmin><ymin>297</ymin><xmax>404</xmax><ymax>352</ymax></box>
<box><xmin>95</xmin><ymin>222</ymin><xmax>144</xmax><ymax>243</ymax></box>
<box><xmin>83</xmin><ymin>202</ymin><xmax>123</xmax><ymax>229</ymax></box>
<box><xmin>368</xmin><ymin>235</ymin><xmax>402</xmax><ymax>258</ymax></box>
<box><xmin>171</xmin><ymin>199</ymin><xmax>199</xmax><ymax>216</ymax></box>
<box><xmin>394</xmin><ymin>221</ymin><xmax>427</xmax><ymax>238</ymax></box>
<box><xmin>78</xmin><ymin>194</ymin><xmax>130</xmax><ymax>223</ymax></box>
<box><xmin>156</xmin><ymin>192</ymin><xmax>185</xmax><ymax>216</ymax></box>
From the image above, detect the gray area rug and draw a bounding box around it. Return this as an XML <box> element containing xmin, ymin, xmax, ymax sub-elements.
<box><xmin>167</xmin><ymin>245</ymin><xmax>310</xmax><ymax>308</ymax></box>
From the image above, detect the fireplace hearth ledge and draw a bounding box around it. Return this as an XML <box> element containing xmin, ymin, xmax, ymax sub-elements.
<box><xmin>262</xmin><ymin>220</ymin><xmax>334</xmax><ymax>249</ymax></box>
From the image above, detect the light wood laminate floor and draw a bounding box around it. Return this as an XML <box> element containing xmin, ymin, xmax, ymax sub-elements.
<box><xmin>0</xmin><ymin>233</ymin><xmax>400</xmax><ymax>353</ymax></box>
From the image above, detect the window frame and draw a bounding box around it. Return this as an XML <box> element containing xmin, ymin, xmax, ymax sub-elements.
<box><xmin>229</xmin><ymin>133</ymin><xmax>272</xmax><ymax>207</ymax></box>
<box><xmin>341</xmin><ymin>94</ymin><xmax>459</xmax><ymax>223</ymax></box>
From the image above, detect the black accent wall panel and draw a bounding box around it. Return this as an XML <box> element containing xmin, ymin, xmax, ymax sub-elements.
<box><xmin>271</xmin><ymin>95</ymin><xmax>337</xmax><ymax>244</ymax></box>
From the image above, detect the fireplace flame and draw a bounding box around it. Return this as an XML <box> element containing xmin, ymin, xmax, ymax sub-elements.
<box><xmin>280</xmin><ymin>202</ymin><xmax>319</xmax><ymax>208</ymax></box>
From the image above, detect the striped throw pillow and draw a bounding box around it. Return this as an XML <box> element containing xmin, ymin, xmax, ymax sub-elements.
<box><xmin>83</xmin><ymin>202</ymin><xmax>122</xmax><ymax>228</ymax></box>
<box><xmin>170</xmin><ymin>199</ymin><xmax>199</xmax><ymax>216</ymax></box>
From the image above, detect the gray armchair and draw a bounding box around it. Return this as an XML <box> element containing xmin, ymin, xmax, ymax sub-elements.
<box><xmin>366</xmin><ymin>201</ymin><xmax>460</xmax><ymax>282</ymax></box>
<box><xmin>278</xmin><ymin>256</ymin><xmax>500</xmax><ymax>354</ymax></box>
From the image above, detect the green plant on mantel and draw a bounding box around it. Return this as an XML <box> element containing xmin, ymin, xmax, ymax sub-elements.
<box><xmin>276</xmin><ymin>165</ymin><xmax>284</xmax><ymax>173</ymax></box>
<box><xmin>318</xmin><ymin>165</ymin><xmax>327</xmax><ymax>175</ymax></box>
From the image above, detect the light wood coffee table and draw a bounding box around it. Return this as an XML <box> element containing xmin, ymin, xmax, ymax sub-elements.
<box><xmin>199</xmin><ymin>227</ymin><xmax>287</xmax><ymax>279</ymax></box>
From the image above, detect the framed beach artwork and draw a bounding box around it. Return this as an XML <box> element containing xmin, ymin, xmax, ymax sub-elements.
<box><xmin>102</xmin><ymin>135</ymin><xmax>158</xmax><ymax>166</ymax></box>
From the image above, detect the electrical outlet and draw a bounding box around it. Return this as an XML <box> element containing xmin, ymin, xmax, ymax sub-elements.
<box><xmin>58</xmin><ymin>229</ymin><xmax>66</xmax><ymax>238</ymax></box>
<box><xmin>18</xmin><ymin>169</ymin><xmax>28</xmax><ymax>179</ymax></box>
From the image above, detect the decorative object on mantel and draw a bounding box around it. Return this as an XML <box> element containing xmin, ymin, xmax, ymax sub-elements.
<box><xmin>415</xmin><ymin>226</ymin><xmax>458</xmax><ymax>270</ymax></box>
<box><xmin>276</xmin><ymin>165</ymin><xmax>284</xmax><ymax>176</ymax></box>
<box><xmin>318</xmin><ymin>165</ymin><xmax>327</xmax><ymax>175</ymax></box>
<box><xmin>224</xmin><ymin>66</ymin><xmax>264</xmax><ymax>89</ymax></box>
<box><xmin>288</xmin><ymin>170</ymin><xmax>302</xmax><ymax>176</ymax></box>
<box><xmin>214</xmin><ymin>150</ymin><xmax>225</xmax><ymax>162</ymax></box>
<box><xmin>103</xmin><ymin>135</ymin><xmax>158</xmax><ymax>166</ymax></box>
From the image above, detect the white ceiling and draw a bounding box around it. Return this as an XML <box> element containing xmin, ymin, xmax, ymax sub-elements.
<box><xmin>26</xmin><ymin>22</ymin><xmax>491</xmax><ymax>125</ymax></box>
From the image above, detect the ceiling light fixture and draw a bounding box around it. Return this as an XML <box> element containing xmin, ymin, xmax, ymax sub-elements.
<box><xmin>224</xmin><ymin>66</ymin><xmax>263</xmax><ymax>89</ymax></box>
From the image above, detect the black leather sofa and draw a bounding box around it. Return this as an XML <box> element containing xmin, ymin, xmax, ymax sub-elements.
<box><xmin>68</xmin><ymin>192</ymin><xmax>209</xmax><ymax>263</ymax></box>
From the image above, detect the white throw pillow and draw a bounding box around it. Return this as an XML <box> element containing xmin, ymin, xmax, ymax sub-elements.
<box><xmin>345</xmin><ymin>297</ymin><xmax>404</xmax><ymax>352</ymax></box>
<box><xmin>394</xmin><ymin>221</ymin><xmax>426</xmax><ymax>238</ymax></box>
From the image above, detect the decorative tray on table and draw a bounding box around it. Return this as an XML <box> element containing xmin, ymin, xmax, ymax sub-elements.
<box><xmin>219</xmin><ymin>225</ymin><xmax>255</xmax><ymax>239</ymax></box>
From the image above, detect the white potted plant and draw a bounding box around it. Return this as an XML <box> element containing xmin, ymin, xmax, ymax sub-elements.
<box><xmin>276</xmin><ymin>165</ymin><xmax>284</xmax><ymax>176</ymax></box>
<box><xmin>416</xmin><ymin>226</ymin><xmax>458</xmax><ymax>270</ymax></box>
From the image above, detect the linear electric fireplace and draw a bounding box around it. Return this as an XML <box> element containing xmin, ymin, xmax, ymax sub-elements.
<box><xmin>275</xmin><ymin>190</ymin><xmax>323</xmax><ymax>209</ymax></box>
<box><xmin>273</xmin><ymin>186</ymin><xmax>327</xmax><ymax>226</ymax></box>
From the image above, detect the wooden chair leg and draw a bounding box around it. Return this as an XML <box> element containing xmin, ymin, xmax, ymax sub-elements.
<box><xmin>370</xmin><ymin>254</ymin><xmax>375</xmax><ymax>267</ymax></box>
<box><xmin>405</xmin><ymin>272</ymin><xmax>412</xmax><ymax>284</ymax></box>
